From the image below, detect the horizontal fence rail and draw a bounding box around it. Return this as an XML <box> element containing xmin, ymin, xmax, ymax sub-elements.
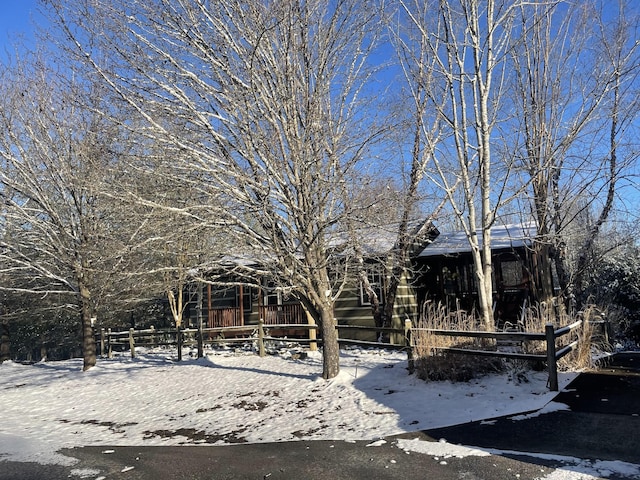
<box><xmin>410</xmin><ymin>319</ymin><xmax>589</xmax><ymax>390</ymax></box>
<box><xmin>98</xmin><ymin>317</ymin><xmax>600</xmax><ymax>391</ymax></box>
<box><xmin>98</xmin><ymin>321</ymin><xmax>320</xmax><ymax>362</ymax></box>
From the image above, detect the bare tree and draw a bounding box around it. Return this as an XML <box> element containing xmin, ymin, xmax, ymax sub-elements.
<box><xmin>0</xmin><ymin>57</ymin><xmax>133</xmax><ymax>370</ymax></box>
<box><xmin>511</xmin><ymin>0</ymin><xmax>640</xmax><ymax>306</ymax></box>
<box><xmin>341</xmin><ymin>4</ymin><xmax>449</xmax><ymax>339</ymax></box>
<box><xmin>47</xmin><ymin>0</ymin><xmax>383</xmax><ymax>378</ymax></box>
<box><xmin>345</xmin><ymin>116</ymin><xmax>445</xmax><ymax>338</ymax></box>
<box><xmin>393</xmin><ymin>0</ymin><xmax>640</xmax><ymax>325</ymax></box>
<box><xmin>510</xmin><ymin>1</ymin><xmax>598</xmax><ymax>302</ymax></box>
<box><xmin>570</xmin><ymin>0</ymin><xmax>640</xmax><ymax>303</ymax></box>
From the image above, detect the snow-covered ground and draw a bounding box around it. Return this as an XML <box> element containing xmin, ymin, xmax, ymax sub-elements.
<box><xmin>0</xmin><ymin>345</ymin><xmax>637</xmax><ymax>479</ymax></box>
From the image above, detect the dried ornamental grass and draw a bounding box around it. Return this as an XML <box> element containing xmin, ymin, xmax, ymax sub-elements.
<box><xmin>413</xmin><ymin>301</ymin><xmax>501</xmax><ymax>382</ymax></box>
<box><xmin>412</xmin><ymin>297</ymin><xmax>598</xmax><ymax>381</ymax></box>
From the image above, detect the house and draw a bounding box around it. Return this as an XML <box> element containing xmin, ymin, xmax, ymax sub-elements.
<box><xmin>182</xmin><ymin>221</ymin><xmax>551</xmax><ymax>338</ymax></box>
<box><xmin>415</xmin><ymin>222</ymin><xmax>553</xmax><ymax>327</ymax></box>
<box><xmin>183</xmin><ymin>220</ymin><xmax>438</xmax><ymax>343</ymax></box>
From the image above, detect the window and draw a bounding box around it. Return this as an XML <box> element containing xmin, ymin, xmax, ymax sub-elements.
<box><xmin>501</xmin><ymin>260</ymin><xmax>523</xmax><ymax>288</ymax></box>
<box><xmin>212</xmin><ymin>285</ymin><xmax>252</xmax><ymax>311</ymax></box>
<box><xmin>264</xmin><ymin>288</ymin><xmax>282</xmax><ymax>306</ymax></box>
<box><xmin>237</xmin><ymin>285</ymin><xmax>253</xmax><ymax>312</ymax></box>
<box><xmin>359</xmin><ymin>264</ymin><xmax>385</xmax><ymax>306</ymax></box>
<box><xmin>262</xmin><ymin>279</ymin><xmax>283</xmax><ymax>306</ymax></box>
<box><xmin>211</xmin><ymin>286</ymin><xmax>237</xmax><ymax>308</ymax></box>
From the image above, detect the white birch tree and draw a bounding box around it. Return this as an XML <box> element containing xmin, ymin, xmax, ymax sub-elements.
<box><xmin>395</xmin><ymin>0</ymin><xmax>640</xmax><ymax>325</ymax></box>
<box><xmin>398</xmin><ymin>0</ymin><xmax>524</xmax><ymax>329</ymax></box>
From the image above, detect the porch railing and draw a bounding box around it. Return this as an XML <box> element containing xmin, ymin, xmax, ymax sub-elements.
<box><xmin>259</xmin><ymin>304</ymin><xmax>305</xmax><ymax>325</ymax></box>
<box><xmin>208</xmin><ymin>307</ymin><xmax>241</xmax><ymax>328</ymax></box>
<box><xmin>208</xmin><ymin>303</ymin><xmax>306</xmax><ymax>328</ymax></box>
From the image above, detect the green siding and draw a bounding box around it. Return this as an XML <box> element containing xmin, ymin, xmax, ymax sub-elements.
<box><xmin>334</xmin><ymin>271</ymin><xmax>419</xmax><ymax>343</ymax></box>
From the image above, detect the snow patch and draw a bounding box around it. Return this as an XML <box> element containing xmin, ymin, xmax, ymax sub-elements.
<box><xmin>397</xmin><ymin>438</ymin><xmax>491</xmax><ymax>458</ymax></box>
<box><xmin>510</xmin><ymin>401</ymin><xmax>571</xmax><ymax>420</ymax></box>
<box><xmin>365</xmin><ymin>439</ymin><xmax>387</xmax><ymax>447</ymax></box>
<box><xmin>398</xmin><ymin>438</ymin><xmax>640</xmax><ymax>479</ymax></box>
<box><xmin>69</xmin><ymin>468</ymin><xmax>102</xmax><ymax>478</ymax></box>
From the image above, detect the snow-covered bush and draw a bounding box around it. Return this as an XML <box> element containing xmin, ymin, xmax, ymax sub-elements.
<box><xmin>581</xmin><ymin>245</ymin><xmax>640</xmax><ymax>348</ymax></box>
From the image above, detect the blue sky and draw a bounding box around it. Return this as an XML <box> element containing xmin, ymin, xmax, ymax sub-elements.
<box><xmin>0</xmin><ymin>0</ymin><xmax>40</xmax><ymax>57</ymax></box>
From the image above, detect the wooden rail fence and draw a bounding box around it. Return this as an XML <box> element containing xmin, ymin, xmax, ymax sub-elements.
<box><xmin>410</xmin><ymin>319</ymin><xmax>588</xmax><ymax>390</ymax></box>
<box><xmin>98</xmin><ymin>318</ymin><xmax>602</xmax><ymax>391</ymax></box>
<box><xmin>99</xmin><ymin>321</ymin><xmax>319</xmax><ymax>362</ymax></box>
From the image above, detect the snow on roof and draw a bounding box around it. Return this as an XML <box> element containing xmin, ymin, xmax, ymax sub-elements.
<box><xmin>418</xmin><ymin>222</ymin><xmax>537</xmax><ymax>257</ymax></box>
<box><xmin>329</xmin><ymin>218</ymin><xmax>436</xmax><ymax>256</ymax></box>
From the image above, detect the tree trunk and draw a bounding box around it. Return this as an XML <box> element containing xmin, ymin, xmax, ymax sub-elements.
<box><xmin>359</xmin><ymin>269</ymin><xmax>383</xmax><ymax>330</ymax></box>
<box><xmin>480</xmin><ymin>228</ymin><xmax>494</xmax><ymax>330</ymax></box>
<box><xmin>382</xmin><ymin>271</ymin><xmax>403</xmax><ymax>343</ymax></box>
<box><xmin>81</xmin><ymin>309</ymin><xmax>96</xmax><ymax>371</ymax></box>
<box><xmin>551</xmin><ymin>239</ymin><xmax>571</xmax><ymax>299</ymax></box>
<box><xmin>79</xmin><ymin>284</ymin><xmax>96</xmax><ymax>371</ymax></box>
<box><xmin>167</xmin><ymin>287</ymin><xmax>184</xmax><ymax>328</ymax></box>
<box><xmin>470</xmin><ymin>242</ymin><xmax>494</xmax><ymax>330</ymax></box>
<box><xmin>0</xmin><ymin>322</ymin><xmax>10</xmax><ymax>363</ymax></box>
<box><xmin>318</xmin><ymin>303</ymin><xmax>339</xmax><ymax>380</ymax></box>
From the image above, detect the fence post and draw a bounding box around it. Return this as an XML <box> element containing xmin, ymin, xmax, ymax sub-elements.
<box><xmin>603</xmin><ymin>318</ymin><xmax>612</xmax><ymax>348</ymax></box>
<box><xmin>177</xmin><ymin>326</ymin><xmax>183</xmax><ymax>362</ymax></box>
<box><xmin>0</xmin><ymin>322</ymin><xmax>9</xmax><ymax>363</ymax></box>
<box><xmin>100</xmin><ymin>328</ymin><xmax>105</xmax><ymax>358</ymax></box>
<box><xmin>197</xmin><ymin>322</ymin><xmax>204</xmax><ymax>359</ymax></box>
<box><xmin>107</xmin><ymin>328</ymin><xmax>112</xmax><ymax>359</ymax></box>
<box><xmin>258</xmin><ymin>319</ymin><xmax>266</xmax><ymax>357</ymax></box>
<box><xmin>545</xmin><ymin>323</ymin><xmax>558</xmax><ymax>391</ymax></box>
<box><xmin>307</xmin><ymin>312</ymin><xmax>317</xmax><ymax>352</ymax></box>
<box><xmin>405</xmin><ymin>319</ymin><xmax>415</xmax><ymax>374</ymax></box>
<box><xmin>196</xmin><ymin>280</ymin><xmax>204</xmax><ymax>359</ymax></box>
<box><xmin>129</xmin><ymin>328</ymin><xmax>136</xmax><ymax>359</ymax></box>
<box><xmin>150</xmin><ymin>325</ymin><xmax>155</xmax><ymax>348</ymax></box>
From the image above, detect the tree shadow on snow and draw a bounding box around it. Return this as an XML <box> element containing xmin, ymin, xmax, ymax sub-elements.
<box><xmin>198</xmin><ymin>357</ymin><xmax>319</xmax><ymax>381</ymax></box>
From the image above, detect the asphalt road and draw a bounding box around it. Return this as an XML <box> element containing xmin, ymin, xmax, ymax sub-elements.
<box><xmin>2</xmin><ymin>353</ymin><xmax>639</xmax><ymax>480</ymax></box>
<box><xmin>0</xmin><ymin>440</ymin><xmax>593</xmax><ymax>480</ymax></box>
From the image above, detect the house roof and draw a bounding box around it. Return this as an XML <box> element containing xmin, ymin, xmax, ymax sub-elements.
<box><xmin>329</xmin><ymin>218</ymin><xmax>438</xmax><ymax>257</ymax></box>
<box><xmin>418</xmin><ymin>222</ymin><xmax>537</xmax><ymax>257</ymax></box>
